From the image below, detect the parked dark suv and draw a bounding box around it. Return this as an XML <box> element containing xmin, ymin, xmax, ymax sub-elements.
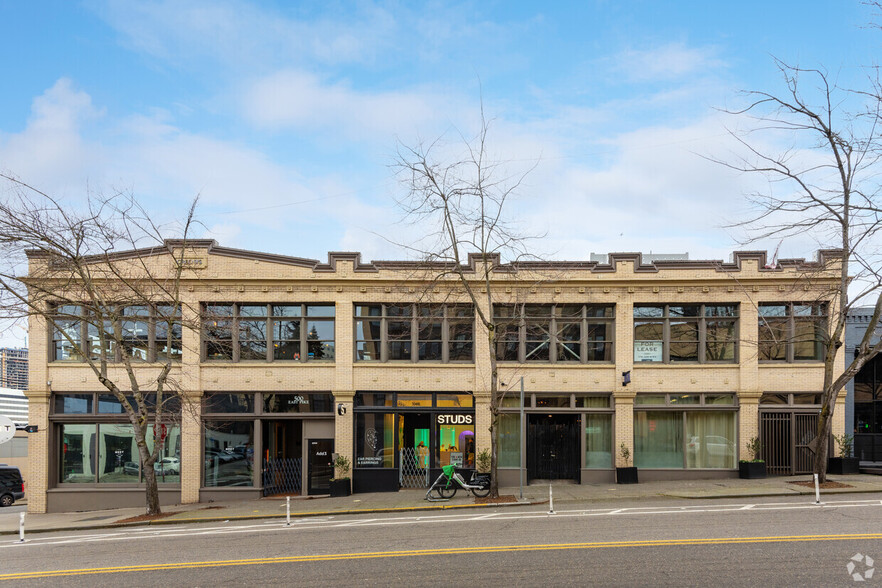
<box><xmin>0</xmin><ymin>465</ymin><xmax>25</xmax><ymax>506</ymax></box>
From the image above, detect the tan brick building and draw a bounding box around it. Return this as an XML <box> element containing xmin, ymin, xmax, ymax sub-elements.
<box><xmin>25</xmin><ymin>241</ymin><xmax>845</xmax><ymax>512</ymax></box>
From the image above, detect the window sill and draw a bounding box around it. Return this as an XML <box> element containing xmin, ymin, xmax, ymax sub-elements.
<box><xmin>353</xmin><ymin>362</ymin><xmax>475</xmax><ymax>367</ymax></box>
<box><xmin>633</xmin><ymin>363</ymin><xmax>739</xmax><ymax>368</ymax></box>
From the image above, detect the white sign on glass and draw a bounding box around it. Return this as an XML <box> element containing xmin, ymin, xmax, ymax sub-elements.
<box><xmin>0</xmin><ymin>415</ymin><xmax>15</xmax><ymax>445</ymax></box>
<box><xmin>634</xmin><ymin>341</ymin><xmax>663</xmax><ymax>362</ymax></box>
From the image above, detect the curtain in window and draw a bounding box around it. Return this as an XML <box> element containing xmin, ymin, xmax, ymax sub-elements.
<box><xmin>498</xmin><ymin>414</ymin><xmax>521</xmax><ymax>467</ymax></box>
<box><xmin>685</xmin><ymin>411</ymin><xmax>736</xmax><ymax>469</ymax></box>
<box><xmin>634</xmin><ymin>411</ymin><xmax>683</xmax><ymax>468</ymax></box>
<box><xmin>585</xmin><ymin>413</ymin><xmax>612</xmax><ymax>468</ymax></box>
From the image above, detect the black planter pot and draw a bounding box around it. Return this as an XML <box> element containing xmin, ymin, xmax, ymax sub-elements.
<box><xmin>828</xmin><ymin>457</ymin><xmax>860</xmax><ymax>475</ymax></box>
<box><xmin>329</xmin><ymin>478</ymin><xmax>351</xmax><ymax>497</ymax></box>
<box><xmin>738</xmin><ymin>461</ymin><xmax>767</xmax><ymax>479</ymax></box>
<box><xmin>616</xmin><ymin>466</ymin><xmax>638</xmax><ymax>484</ymax></box>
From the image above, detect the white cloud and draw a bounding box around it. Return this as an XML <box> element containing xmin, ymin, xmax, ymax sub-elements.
<box><xmin>0</xmin><ymin>79</ymin><xmax>104</xmax><ymax>196</ymax></box>
<box><xmin>241</xmin><ymin>70</ymin><xmax>458</xmax><ymax>141</ymax></box>
<box><xmin>613</xmin><ymin>42</ymin><xmax>726</xmax><ymax>83</ymax></box>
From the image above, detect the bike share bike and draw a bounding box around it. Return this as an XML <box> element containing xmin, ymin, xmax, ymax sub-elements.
<box><xmin>425</xmin><ymin>465</ymin><xmax>491</xmax><ymax>501</ymax></box>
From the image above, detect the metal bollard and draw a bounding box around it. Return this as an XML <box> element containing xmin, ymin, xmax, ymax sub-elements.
<box><xmin>813</xmin><ymin>473</ymin><xmax>822</xmax><ymax>505</ymax></box>
<box><xmin>286</xmin><ymin>496</ymin><xmax>291</xmax><ymax>526</ymax></box>
<box><xmin>548</xmin><ymin>484</ymin><xmax>555</xmax><ymax>515</ymax></box>
<box><xmin>18</xmin><ymin>512</ymin><xmax>25</xmax><ymax>543</ymax></box>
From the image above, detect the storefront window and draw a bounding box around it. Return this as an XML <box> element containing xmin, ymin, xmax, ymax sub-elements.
<box><xmin>54</xmin><ymin>394</ymin><xmax>93</xmax><ymax>414</ymax></box>
<box><xmin>576</xmin><ymin>396</ymin><xmax>610</xmax><ymax>408</ymax></box>
<box><xmin>204</xmin><ymin>421</ymin><xmax>254</xmax><ymax>487</ymax></box>
<box><xmin>61</xmin><ymin>424</ymin><xmax>95</xmax><ymax>483</ymax></box>
<box><xmin>436</xmin><ymin>394</ymin><xmax>474</xmax><ymax>408</ymax></box>
<box><xmin>355</xmin><ymin>413</ymin><xmax>394</xmax><ymax>468</ymax></box>
<box><xmin>685</xmin><ymin>412</ymin><xmax>736</xmax><ymax>469</ymax></box>
<box><xmin>146</xmin><ymin>424</ymin><xmax>182</xmax><ymax>483</ymax></box>
<box><xmin>397</xmin><ymin>394</ymin><xmax>432</xmax><ymax>407</ymax></box>
<box><xmin>498</xmin><ymin>414</ymin><xmax>521</xmax><ymax>467</ymax></box>
<box><xmin>436</xmin><ymin>422</ymin><xmax>475</xmax><ymax>469</ymax></box>
<box><xmin>536</xmin><ymin>395</ymin><xmax>570</xmax><ymax>408</ymax></box>
<box><xmin>585</xmin><ymin>413</ymin><xmax>612</xmax><ymax>468</ymax></box>
<box><xmin>264</xmin><ymin>393</ymin><xmax>334</xmax><ymax>413</ymax></box>
<box><xmin>634</xmin><ymin>412</ymin><xmax>683</xmax><ymax>468</ymax></box>
<box><xmin>98</xmin><ymin>424</ymin><xmax>138</xmax><ymax>483</ymax></box>
<box><xmin>204</xmin><ymin>393</ymin><xmax>255</xmax><ymax>413</ymax></box>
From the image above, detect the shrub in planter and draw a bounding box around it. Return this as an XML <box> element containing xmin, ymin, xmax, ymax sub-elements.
<box><xmin>829</xmin><ymin>434</ymin><xmax>860</xmax><ymax>475</ymax></box>
<box><xmin>616</xmin><ymin>442</ymin><xmax>638</xmax><ymax>484</ymax></box>
<box><xmin>330</xmin><ymin>454</ymin><xmax>352</xmax><ymax>497</ymax></box>
<box><xmin>739</xmin><ymin>436</ymin><xmax>766</xmax><ymax>479</ymax></box>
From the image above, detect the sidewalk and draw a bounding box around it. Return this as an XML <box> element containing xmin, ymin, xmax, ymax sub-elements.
<box><xmin>3</xmin><ymin>473</ymin><xmax>882</xmax><ymax>536</ymax></box>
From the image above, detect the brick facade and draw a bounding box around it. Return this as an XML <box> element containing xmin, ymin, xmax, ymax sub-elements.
<box><xmin>25</xmin><ymin>242</ymin><xmax>846</xmax><ymax>512</ymax></box>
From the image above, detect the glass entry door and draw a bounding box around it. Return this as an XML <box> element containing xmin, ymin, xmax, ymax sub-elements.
<box><xmin>398</xmin><ymin>413</ymin><xmax>430</xmax><ymax>487</ymax></box>
<box><xmin>307</xmin><ymin>438</ymin><xmax>334</xmax><ymax>495</ymax></box>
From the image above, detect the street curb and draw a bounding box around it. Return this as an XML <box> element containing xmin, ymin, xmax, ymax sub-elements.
<box><xmin>0</xmin><ymin>499</ymin><xmax>536</xmax><ymax>536</ymax></box>
<box><xmin>5</xmin><ymin>485</ymin><xmax>882</xmax><ymax>537</ymax></box>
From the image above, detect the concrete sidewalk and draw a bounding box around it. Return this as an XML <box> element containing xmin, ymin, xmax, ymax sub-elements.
<box><xmin>3</xmin><ymin>473</ymin><xmax>882</xmax><ymax>536</ymax></box>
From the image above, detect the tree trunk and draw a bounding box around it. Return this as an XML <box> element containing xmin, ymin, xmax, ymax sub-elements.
<box><xmin>137</xmin><ymin>439</ymin><xmax>161</xmax><ymax>515</ymax></box>
<box><xmin>813</xmin><ymin>395</ymin><xmax>834</xmax><ymax>483</ymax></box>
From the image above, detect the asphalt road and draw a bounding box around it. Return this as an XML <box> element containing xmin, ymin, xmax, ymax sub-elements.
<box><xmin>2</xmin><ymin>494</ymin><xmax>882</xmax><ymax>586</ymax></box>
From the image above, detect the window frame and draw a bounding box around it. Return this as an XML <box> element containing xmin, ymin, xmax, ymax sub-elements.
<box><xmin>51</xmin><ymin>303</ymin><xmax>182</xmax><ymax>363</ymax></box>
<box><xmin>353</xmin><ymin>304</ymin><xmax>474</xmax><ymax>363</ymax></box>
<box><xmin>201</xmin><ymin>303</ymin><xmax>336</xmax><ymax>363</ymax></box>
<box><xmin>758</xmin><ymin>302</ymin><xmax>828</xmax><ymax>363</ymax></box>
<box><xmin>493</xmin><ymin>304</ymin><xmax>615</xmax><ymax>364</ymax></box>
<box><xmin>633</xmin><ymin>393</ymin><xmax>739</xmax><ymax>470</ymax></box>
<box><xmin>633</xmin><ymin>303</ymin><xmax>739</xmax><ymax>364</ymax></box>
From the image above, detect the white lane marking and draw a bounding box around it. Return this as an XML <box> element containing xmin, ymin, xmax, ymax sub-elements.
<box><xmin>6</xmin><ymin>498</ymin><xmax>882</xmax><ymax>549</ymax></box>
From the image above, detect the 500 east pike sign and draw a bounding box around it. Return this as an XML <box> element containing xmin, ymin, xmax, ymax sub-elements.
<box><xmin>437</xmin><ymin>414</ymin><xmax>473</xmax><ymax>425</ymax></box>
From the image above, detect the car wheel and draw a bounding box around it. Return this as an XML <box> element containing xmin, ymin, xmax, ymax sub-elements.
<box><xmin>0</xmin><ymin>494</ymin><xmax>13</xmax><ymax>507</ymax></box>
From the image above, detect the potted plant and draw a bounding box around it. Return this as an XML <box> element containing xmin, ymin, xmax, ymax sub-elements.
<box><xmin>476</xmin><ymin>448</ymin><xmax>491</xmax><ymax>474</ymax></box>
<box><xmin>738</xmin><ymin>436</ymin><xmax>766</xmax><ymax>479</ymax></box>
<box><xmin>329</xmin><ymin>454</ymin><xmax>352</xmax><ymax>497</ymax></box>
<box><xmin>616</xmin><ymin>442</ymin><xmax>638</xmax><ymax>484</ymax></box>
<box><xmin>828</xmin><ymin>434</ymin><xmax>860</xmax><ymax>475</ymax></box>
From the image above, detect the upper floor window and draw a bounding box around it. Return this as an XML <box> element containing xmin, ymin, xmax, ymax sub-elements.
<box><xmin>494</xmin><ymin>304</ymin><xmax>614</xmax><ymax>363</ymax></box>
<box><xmin>202</xmin><ymin>303</ymin><xmax>335</xmax><ymax>362</ymax></box>
<box><xmin>634</xmin><ymin>304</ymin><xmax>738</xmax><ymax>363</ymax></box>
<box><xmin>758</xmin><ymin>303</ymin><xmax>827</xmax><ymax>362</ymax></box>
<box><xmin>52</xmin><ymin>304</ymin><xmax>182</xmax><ymax>363</ymax></box>
<box><xmin>354</xmin><ymin>304</ymin><xmax>473</xmax><ymax>362</ymax></box>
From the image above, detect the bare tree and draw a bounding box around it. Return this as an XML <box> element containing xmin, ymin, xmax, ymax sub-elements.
<box><xmin>393</xmin><ymin>113</ymin><xmax>543</xmax><ymax>497</ymax></box>
<box><xmin>0</xmin><ymin>173</ymin><xmax>201</xmax><ymax>514</ymax></box>
<box><xmin>714</xmin><ymin>60</ymin><xmax>882</xmax><ymax>481</ymax></box>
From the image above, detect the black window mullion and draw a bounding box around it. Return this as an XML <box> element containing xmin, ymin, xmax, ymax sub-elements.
<box><xmin>381</xmin><ymin>306</ymin><xmax>388</xmax><ymax>363</ymax></box>
<box><xmin>519</xmin><ymin>313</ymin><xmax>526</xmax><ymax>363</ymax></box>
<box><xmin>581</xmin><ymin>313</ymin><xmax>588</xmax><ymax>363</ymax></box>
<box><xmin>698</xmin><ymin>308</ymin><xmax>706</xmax><ymax>363</ymax></box>
<box><xmin>232</xmin><ymin>305</ymin><xmax>240</xmax><ymax>363</ymax></box>
<box><xmin>148</xmin><ymin>307</ymin><xmax>157</xmax><ymax>363</ymax></box>
<box><xmin>442</xmin><ymin>308</ymin><xmax>449</xmax><ymax>363</ymax></box>
<box><xmin>663</xmin><ymin>306</ymin><xmax>671</xmax><ymax>363</ymax></box>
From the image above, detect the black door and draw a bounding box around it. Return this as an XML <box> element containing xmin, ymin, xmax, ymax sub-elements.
<box><xmin>307</xmin><ymin>438</ymin><xmax>334</xmax><ymax>495</ymax></box>
<box><xmin>527</xmin><ymin>414</ymin><xmax>580</xmax><ymax>481</ymax></box>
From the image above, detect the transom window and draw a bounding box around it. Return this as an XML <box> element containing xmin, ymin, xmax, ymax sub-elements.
<box><xmin>202</xmin><ymin>304</ymin><xmax>335</xmax><ymax>362</ymax></box>
<box><xmin>354</xmin><ymin>304</ymin><xmax>474</xmax><ymax>363</ymax></box>
<box><xmin>758</xmin><ymin>303</ymin><xmax>827</xmax><ymax>362</ymax></box>
<box><xmin>494</xmin><ymin>304</ymin><xmax>614</xmax><ymax>363</ymax></box>
<box><xmin>634</xmin><ymin>304</ymin><xmax>738</xmax><ymax>363</ymax></box>
<box><xmin>51</xmin><ymin>304</ymin><xmax>182</xmax><ymax>363</ymax></box>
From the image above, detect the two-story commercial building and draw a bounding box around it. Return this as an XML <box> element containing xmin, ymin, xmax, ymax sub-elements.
<box><xmin>25</xmin><ymin>241</ymin><xmax>846</xmax><ymax>512</ymax></box>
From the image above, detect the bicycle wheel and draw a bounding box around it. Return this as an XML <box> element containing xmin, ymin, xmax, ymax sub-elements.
<box><xmin>437</xmin><ymin>484</ymin><xmax>457</xmax><ymax>499</ymax></box>
<box><xmin>470</xmin><ymin>485</ymin><xmax>491</xmax><ymax>498</ymax></box>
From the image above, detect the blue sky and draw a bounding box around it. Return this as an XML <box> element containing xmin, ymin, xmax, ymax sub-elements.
<box><xmin>0</xmin><ymin>0</ymin><xmax>877</xmax><ymax>286</ymax></box>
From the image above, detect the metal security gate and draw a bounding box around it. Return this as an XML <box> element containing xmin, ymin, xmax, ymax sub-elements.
<box><xmin>527</xmin><ymin>414</ymin><xmax>579</xmax><ymax>481</ymax></box>
<box><xmin>399</xmin><ymin>447</ymin><xmax>429</xmax><ymax>488</ymax></box>
<box><xmin>262</xmin><ymin>458</ymin><xmax>302</xmax><ymax>496</ymax></box>
<box><xmin>760</xmin><ymin>412</ymin><xmax>819</xmax><ymax>476</ymax></box>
